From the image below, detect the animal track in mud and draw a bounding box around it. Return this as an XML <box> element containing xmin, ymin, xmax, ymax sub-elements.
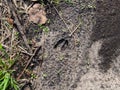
<box><xmin>91</xmin><ymin>0</ymin><xmax>120</xmax><ymax>72</ymax></box>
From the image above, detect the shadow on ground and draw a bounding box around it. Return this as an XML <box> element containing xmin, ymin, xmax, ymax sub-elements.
<box><xmin>91</xmin><ymin>0</ymin><xmax>120</xmax><ymax>72</ymax></box>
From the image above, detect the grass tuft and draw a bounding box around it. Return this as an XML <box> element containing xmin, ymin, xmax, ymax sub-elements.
<box><xmin>0</xmin><ymin>44</ymin><xmax>19</xmax><ymax>90</ymax></box>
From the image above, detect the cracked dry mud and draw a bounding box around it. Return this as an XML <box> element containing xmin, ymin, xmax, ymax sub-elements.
<box><xmin>32</xmin><ymin>0</ymin><xmax>120</xmax><ymax>90</ymax></box>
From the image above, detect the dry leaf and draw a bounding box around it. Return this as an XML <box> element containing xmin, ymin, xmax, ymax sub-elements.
<box><xmin>28</xmin><ymin>3</ymin><xmax>47</xmax><ymax>24</ymax></box>
<box><xmin>7</xmin><ymin>18</ymin><xmax>14</xmax><ymax>25</ymax></box>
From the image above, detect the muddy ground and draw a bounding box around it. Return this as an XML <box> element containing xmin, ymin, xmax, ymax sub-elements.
<box><xmin>31</xmin><ymin>0</ymin><xmax>120</xmax><ymax>90</ymax></box>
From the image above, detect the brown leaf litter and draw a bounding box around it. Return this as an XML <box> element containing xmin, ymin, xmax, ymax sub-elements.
<box><xmin>28</xmin><ymin>3</ymin><xmax>47</xmax><ymax>25</ymax></box>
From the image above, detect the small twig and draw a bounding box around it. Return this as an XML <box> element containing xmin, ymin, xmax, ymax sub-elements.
<box><xmin>12</xmin><ymin>0</ymin><xmax>18</xmax><ymax>7</ymax></box>
<box><xmin>18</xmin><ymin>45</ymin><xmax>33</xmax><ymax>56</ymax></box>
<box><xmin>17</xmin><ymin>35</ymin><xmax>45</xmax><ymax>80</ymax></box>
<box><xmin>6</xmin><ymin>0</ymin><xmax>32</xmax><ymax>53</ymax></box>
<box><xmin>17</xmin><ymin>46</ymin><xmax>41</xmax><ymax>80</ymax></box>
<box><xmin>0</xmin><ymin>22</ymin><xmax>11</xmax><ymax>43</ymax></box>
<box><xmin>0</xmin><ymin>34</ymin><xmax>11</xmax><ymax>43</ymax></box>
<box><xmin>10</xmin><ymin>28</ymin><xmax>15</xmax><ymax>58</ymax></box>
<box><xmin>52</xmin><ymin>3</ymin><xmax>72</xmax><ymax>33</ymax></box>
<box><xmin>20</xmin><ymin>51</ymin><xmax>33</xmax><ymax>56</ymax></box>
<box><xmin>51</xmin><ymin>2</ymin><xmax>81</xmax><ymax>38</ymax></box>
<box><xmin>69</xmin><ymin>22</ymin><xmax>81</xmax><ymax>36</ymax></box>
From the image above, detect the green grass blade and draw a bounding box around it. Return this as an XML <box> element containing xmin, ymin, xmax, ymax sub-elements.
<box><xmin>3</xmin><ymin>73</ymin><xmax>10</xmax><ymax>90</ymax></box>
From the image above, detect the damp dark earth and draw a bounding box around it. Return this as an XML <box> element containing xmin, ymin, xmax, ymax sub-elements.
<box><xmin>1</xmin><ymin>0</ymin><xmax>120</xmax><ymax>90</ymax></box>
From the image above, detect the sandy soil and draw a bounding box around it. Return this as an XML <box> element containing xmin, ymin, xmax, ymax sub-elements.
<box><xmin>32</xmin><ymin>0</ymin><xmax>120</xmax><ymax>90</ymax></box>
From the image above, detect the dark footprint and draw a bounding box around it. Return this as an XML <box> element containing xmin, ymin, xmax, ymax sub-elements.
<box><xmin>53</xmin><ymin>34</ymin><xmax>71</xmax><ymax>50</ymax></box>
